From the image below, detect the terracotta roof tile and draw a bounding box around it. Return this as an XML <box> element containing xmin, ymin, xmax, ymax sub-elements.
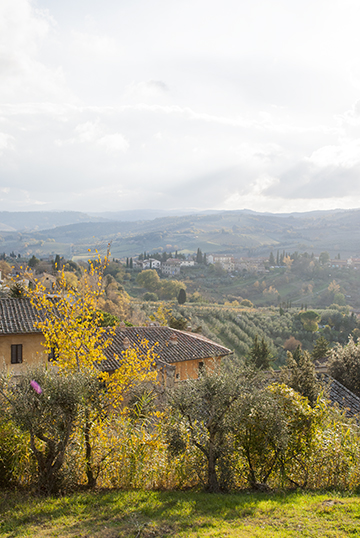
<box><xmin>319</xmin><ymin>373</ymin><xmax>360</xmax><ymax>418</ymax></box>
<box><xmin>0</xmin><ymin>298</ymin><xmax>42</xmax><ymax>334</ymax></box>
<box><xmin>99</xmin><ymin>326</ymin><xmax>232</xmax><ymax>372</ymax></box>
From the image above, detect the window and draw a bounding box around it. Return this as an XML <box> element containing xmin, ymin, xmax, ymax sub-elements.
<box><xmin>11</xmin><ymin>344</ymin><xmax>23</xmax><ymax>364</ymax></box>
<box><xmin>198</xmin><ymin>361</ymin><xmax>204</xmax><ymax>376</ymax></box>
<box><xmin>48</xmin><ymin>347</ymin><xmax>58</xmax><ymax>362</ymax></box>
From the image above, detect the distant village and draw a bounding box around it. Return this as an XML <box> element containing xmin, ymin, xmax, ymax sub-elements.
<box><xmin>2</xmin><ymin>248</ymin><xmax>360</xmax><ymax>293</ymax></box>
<box><xmin>131</xmin><ymin>253</ymin><xmax>268</xmax><ymax>275</ymax></box>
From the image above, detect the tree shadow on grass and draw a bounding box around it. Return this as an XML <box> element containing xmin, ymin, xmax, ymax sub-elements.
<box><xmin>0</xmin><ymin>490</ymin><xmax>354</xmax><ymax>537</ymax></box>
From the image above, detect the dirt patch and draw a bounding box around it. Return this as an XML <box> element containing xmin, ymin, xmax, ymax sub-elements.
<box><xmin>321</xmin><ymin>499</ymin><xmax>345</xmax><ymax>507</ymax></box>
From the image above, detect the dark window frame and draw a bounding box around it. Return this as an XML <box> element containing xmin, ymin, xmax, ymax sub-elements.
<box><xmin>11</xmin><ymin>344</ymin><xmax>23</xmax><ymax>364</ymax></box>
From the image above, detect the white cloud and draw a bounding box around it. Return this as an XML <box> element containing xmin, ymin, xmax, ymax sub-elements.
<box><xmin>74</xmin><ymin>120</ymin><xmax>102</xmax><ymax>143</ymax></box>
<box><xmin>0</xmin><ymin>0</ymin><xmax>71</xmax><ymax>102</ymax></box>
<box><xmin>126</xmin><ymin>80</ymin><xmax>169</xmax><ymax>98</ymax></box>
<box><xmin>0</xmin><ymin>132</ymin><xmax>14</xmax><ymax>152</ymax></box>
<box><xmin>307</xmin><ymin>139</ymin><xmax>360</xmax><ymax>168</ymax></box>
<box><xmin>71</xmin><ymin>31</ymin><xmax>121</xmax><ymax>59</ymax></box>
<box><xmin>55</xmin><ymin>119</ymin><xmax>129</xmax><ymax>154</ymax></box>
<box><xmin>97</xmin><ymin>133</ymin><xmax>129</xmax><ymax>153</ymax></box>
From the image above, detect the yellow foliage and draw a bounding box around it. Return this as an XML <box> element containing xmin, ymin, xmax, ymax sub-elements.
<box><xmin>283</xmin><ymin>255</ymin><xmax>293</xmax><ymax>270</ymax></box>
<box><xmin>59</xmin><ymin>271</ymin><xmax>79</xmax><ymax>290</ymax></box>
<box><xmin>27</xmin><ymin>258</ymin><xmax>110</xmax><ymax>373</ymax></box>
<box><xmin>328</xmin><ymin>280</ymin><xmax>340</xmax><ymax>295</ymax></box>
<box><xmin>149</xmin><ymin>303</ymin><xmax>171</xmax><ymax>326</ymax></box>
<box><xmin>22</xmin><ymin>252</ymin><xmax>156</xmax><ymax>404</ymax></box>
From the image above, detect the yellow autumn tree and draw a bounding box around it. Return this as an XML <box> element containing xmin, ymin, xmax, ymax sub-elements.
<box><xmin>283</xmin><ymin>255</ymin><xmax>293</xmax><ymax>271</ymax></box>
<box><xmin>19</xmin><ymin>251</ymin><xmax>158</xmax><ymax>487</ymax></box>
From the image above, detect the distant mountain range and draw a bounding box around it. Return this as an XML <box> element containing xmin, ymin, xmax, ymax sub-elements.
<box><xmin>0</xmin><ymin>209</ymin><xmax>200</xmax><ymax>232</ymax></box>
<box><xmin>1</xmin><ymin>208</ymin><xmax>360</xmax><ymax>259</ymax></box>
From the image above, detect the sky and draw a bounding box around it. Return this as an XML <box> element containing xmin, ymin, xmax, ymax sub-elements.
<box><xmin>2</xmin><ymin>0</ymin><xmax>360</xmax><ymax>214</ymax></box>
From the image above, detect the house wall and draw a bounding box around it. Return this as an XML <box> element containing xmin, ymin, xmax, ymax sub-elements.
<box><xmin>171</xmin><ymin>356</ymin><xmax>222</xmax><ymax>381</ymax></box>
<box><xmin>0</xmin><ymin>333</ymin><xmax>48</xmax><ymax>374</ymax></box>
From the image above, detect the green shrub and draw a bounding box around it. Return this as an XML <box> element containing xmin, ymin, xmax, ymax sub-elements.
<box><xmin>0</xmin><ymin>416</ymin><xmax>30</xmax><ymax>488</ymax></box>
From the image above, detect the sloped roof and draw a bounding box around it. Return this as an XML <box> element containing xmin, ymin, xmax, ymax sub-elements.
<box><xmin>99</xmin><ymin>326</ymin><xmax>232</xmax><ymax>372</ymax></box>
<box><xmin>0</xmin><ymin>299</ymin><xmax>233</xmax><ymax>372</ymax></box>
<box><xmin>319</xmin><ymin>373</ymin><xmax>360</xmax><ymax>417</ymax></box>
<box><xmin>0</xmin><ymin>298</ymin><xmax>42</xmax><ymax>334</ymax></box>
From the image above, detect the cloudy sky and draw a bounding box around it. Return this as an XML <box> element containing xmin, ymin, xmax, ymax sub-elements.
<box><xmin>2</xmin><ymin>0</ymin><xmax>360</xmax><ymax>214</ymax></box>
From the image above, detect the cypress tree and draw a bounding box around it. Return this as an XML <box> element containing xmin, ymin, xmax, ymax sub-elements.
<box><xmin>248</xmin><ymin>335</ymin><xmax>273</xmax><ymax>370</ymax></box>
<box><xmin>177</xmin><ymin>288</ymin><xmax>187</xmax><ymax>305</ymax></box>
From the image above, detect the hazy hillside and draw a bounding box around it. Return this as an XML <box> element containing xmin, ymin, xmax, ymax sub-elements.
<box><xmin>0</xmin><ymin>211</ymin><xmax>108</xmax><ymax>232</ymax></box>
<box><xmin>2</xmin><ymin>208</ymin><xmax>360</xmax><ymax>259</ymax></box>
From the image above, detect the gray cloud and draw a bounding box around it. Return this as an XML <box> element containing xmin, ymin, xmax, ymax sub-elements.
<box><xmin>2</xmin><ymin>0</ymin><xmax>360</xmax><ymax>213</ymax></box>
<box><xmin>266</xmin><ymin>162</ymin><xmax>360</xmax><ymax>199</ymax></box>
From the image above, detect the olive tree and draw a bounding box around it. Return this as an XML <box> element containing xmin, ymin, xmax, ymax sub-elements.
<box><xmin>0</xmin><ymin>367</ymin><xmax>93</xmax><ymax>495</ymax></box>
<box><xmin>328</xmin><ymin>337</ymin><xmax>360</xmax><ymax>397</ymax></box>
<box><xmin>234</xmin><ymin>383</ymin><xmax>316</xmax><ymax>489</ymax></box>
<box><xmin>167</xmin><ymin>362</ymin><xmax>259</xmax><ymax>492</ymax></box>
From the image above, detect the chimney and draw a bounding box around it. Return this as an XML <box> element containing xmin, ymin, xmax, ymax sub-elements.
<box><xmin>169</xmin><ymin>334</ymin><xmax>178</xmax><ymax>346</ymax></box>
<box><xmin>123</xmin><ymin>336</ymin><xmax>130</xmax><ymax>349</ymax></box>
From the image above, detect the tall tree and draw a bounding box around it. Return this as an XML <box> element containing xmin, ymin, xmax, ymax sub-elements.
<box><xmin>21</xmin><ymin>253</ymin><xmax>156</xmax><ymax>487</ymax></box>
<box><xmin>300</xmin><ymin>310</ymin><xmax>321</xmax><ymax>332</ymax></box>
<box><xmin>28</xmin><ymin>255</ymin><xmax>40</xmax><ymax>269</ymax></box>
<box><xmin>177</xmin><ymin>288</ymin><xmax>187</xmax><ymax>305</ymax></box>
<box><xmin>312</xmin><ymin>336</ymin><xmax>330</xmax><ymax>362</ymax></box>
<box><xmin>319</xmin><ymin>251</ymin><xmax>330</xmax><ymax>265</ymax></box>
<box><xmin>53</xmin><ymin>254</ymin><xmax>62</xmax><ymax>271</ymax></box>
<box><xmin>248</xmin><ymin>335</ymin><xmax>273</xmax><ymax>370</ymax></box>
<box><xmin>136</xmin><ymin>269</ymin><xmax>160</xmax><ymax>292</ymax></box>
<box><xmin>280</xmin><ymin>348</ymin><xmax>320</xmax><ymax>406</ymax></box>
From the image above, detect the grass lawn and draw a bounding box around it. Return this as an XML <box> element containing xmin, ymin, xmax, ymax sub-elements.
<box><xmin>1</xmin><ymin>490</ymin><xmax>360</xmax><ymax>537</ymax></box>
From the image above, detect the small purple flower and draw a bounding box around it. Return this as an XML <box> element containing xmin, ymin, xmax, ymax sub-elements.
<box><xmin>30</xmin><ymin>380</ymin><xmax>42</xmax><ymax>394</ymax></box>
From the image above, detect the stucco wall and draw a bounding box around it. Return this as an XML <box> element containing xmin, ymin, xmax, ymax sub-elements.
<box><xmin>171</xmin><ymin>356</ymin><xmax>221</xmax><ymax>381</ymax></box>
<box><xmin>0</xmin><ymin>333</ymin><xmax>48</xmax><ymax>375</ymax></box>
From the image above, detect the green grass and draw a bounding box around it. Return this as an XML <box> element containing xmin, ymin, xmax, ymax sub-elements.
<box><xmin>1</xmin><ymin>490</ymin><xmax>360</xmax><ymax>537</ymax></box>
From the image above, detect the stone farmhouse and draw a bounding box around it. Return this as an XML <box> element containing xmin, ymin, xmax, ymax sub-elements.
<box><xmin>0</xmin><ymin>298</ymin><xmax>232</xmax><ymax>384</ymax></box>
<box><xmin>0</xmin><ymin>298</ymin><xmax>49</xmax><ymax>375</ymax></box>
<box><xmin>207</xmin><ymin>255</ymin><xmax>235</xmax><ymax>272</ymax></box>
<box><xmin>161</xmin><ymin>258</ymin><xmax>182</xmax><ymax>276</ymax></box>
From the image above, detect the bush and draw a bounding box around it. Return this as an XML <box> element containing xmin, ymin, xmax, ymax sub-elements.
<box><xmin>143</xmin><ymin>292</ymin><xmax>159</xmax><ymax>301</ymax></box>
<box><xmin>0</xmin><ymin>416</ymin><xmax>30</xmax><ymax>488</ymax></box>
<box><xmin>328</xmin><ymin>337</ymin><xmax>360</xmax><ymax>397</ymax></box>
<box><xmin>0</xmin><ymin>367</ymin><xmax>89</xmax><ymax>494</ymax></box>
